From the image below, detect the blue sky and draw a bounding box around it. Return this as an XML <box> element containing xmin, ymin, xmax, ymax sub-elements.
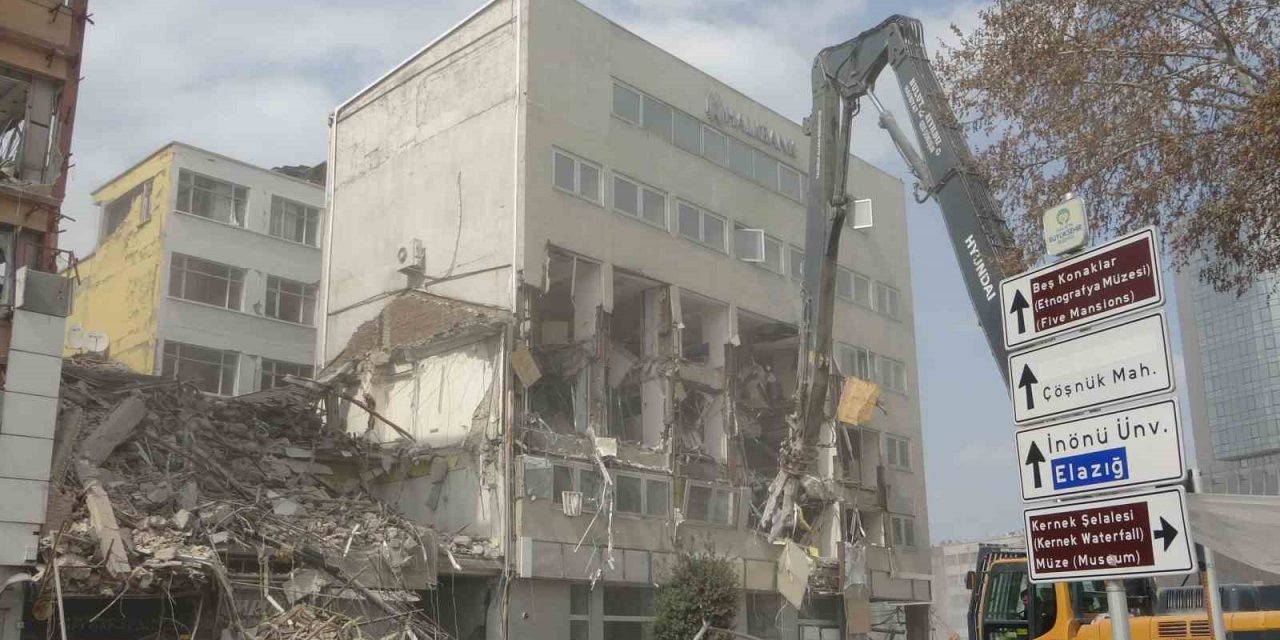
<box><xmin>61</xmin><ymin>0</ymin><xmax>1171</xmax><ymax>544</ymax></box>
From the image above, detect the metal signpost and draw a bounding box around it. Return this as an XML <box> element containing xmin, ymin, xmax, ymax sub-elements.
<box><xmin>1015</xmin><ymin>399</ymin><xmax>1184</xmax><ymax>501</ymax></box>
<box><xmin>1009</xmin><ymin>312</ymin><xmax>1174</xmax><ymax>425</ymax></box>
<box><xmin>1000</xmin><ymin>227</ymin><xmax>1162</xmax><ymax>350</ymax></box>
<box><xmin>1001</xmin><ymin>220</ymin><xmax>1203</xmax><ymax>640</ymax></box>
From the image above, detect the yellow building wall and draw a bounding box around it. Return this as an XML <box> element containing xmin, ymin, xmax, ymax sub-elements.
<box><xmin>63</xmin><ymin>150</ymin><xmax>173</xmax><ymax>373</ymax></box>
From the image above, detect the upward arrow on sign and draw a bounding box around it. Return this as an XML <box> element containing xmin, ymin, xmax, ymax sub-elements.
<box><xmin>1018</xmin><ymin>364</ymin><xmax>1039</xmax><ymax>411</ymax></box>
<box><xmin>1009</xmin><ymin>290</ymin><xmax>1030</xmax><ymax>335</ymax></box>
<box><xmin>1024</xmin><ymin>441</ymin><xmax>1046</xmax><ymax>489</ymax></box>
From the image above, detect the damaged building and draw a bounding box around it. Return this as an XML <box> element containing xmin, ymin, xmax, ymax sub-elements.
<box><xmin>320</xmin><ymin>0</ymin><xmax>932</xmax><ymax>638</ymax></box>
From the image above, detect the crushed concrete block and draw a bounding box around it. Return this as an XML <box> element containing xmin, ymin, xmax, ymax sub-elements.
<box><xmin>273</xmin><ymin>498</ymin><xmax>301</xmax><ymax>516</ymax></box>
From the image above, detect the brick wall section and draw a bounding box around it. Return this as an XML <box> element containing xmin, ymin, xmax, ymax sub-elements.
<box><xmin>332</xmin><ymin>291</ymin><xmax>510</xmax><ymax>368</ymax></box>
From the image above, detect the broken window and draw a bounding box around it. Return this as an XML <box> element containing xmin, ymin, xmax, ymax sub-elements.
<box><xmin>580</xmin><ymin>469</ymin><xmax>603</xmax><ymax>511</ymax></box>
<box><xmin>176</xmin><ymin>169</ymin><xmax>248</xmax><ymax>226</ymax></box>
<box><xmin>523</xmin><ymin>457</ymin><xmax>553</xmax><ymax>501</ymax></box>
<box><xmin>552</xmin><ymin>464</ymin><xmax>574</xmax><ymax>504</ymax></box>
<box><xmin>102</xmin><ymin>180</ymin><xmax>152</xmax><ymax>238</ymax></box>
<box><xmin>0</xmin><ymin>226</ymin><xmax>12</xmax><ymax>305</ymax></box>
<box><xmin>616</xmin><ymin>475</ymin><xmax>642</xmax><ymax>514</ymax></box>
<box><xmin>161</xmin><ymin>341</ymin><xmax>238</xmax><ymax>395</ymax></box>
<box><xmin>685</xmin><ymin>482</ymin><xmax>735</xmax><ymax>526</ymax></box>
<box><xmin>259</xmin><ymin>358</ymin><xmax>313</xmax><ymax>391</ymax></box>
<box><xmin>747</xmin><ymin>592</ymin><xmax>783</xmax><ymax>640</ymax></box>
<box><xmin>0</xmin><ymin>65</ymin><xmax>61</xmax><ymax>186</ymax></box>
<box><xmin>850</xmin><ymin>198</ymin><xmax>874</xmax><ymax>229</ymax></box>
<box><xmin>645</xmin><ymin>478</ymin><xmax>669</xmax><ymax>517</ymax></box>
<box><xmin>265</xmin><ymin>275</ymin><xmax>317</xmax><ymax>325</ymax></box>
<box><xmin>169</xmin><ymin>253</ymin><xmax>245</xmax><ymax>310</ymax></box>
<box><xmin>269</xmin><ymin>195</ymin><xmax>320</xmax><ymax>246</ymax></box>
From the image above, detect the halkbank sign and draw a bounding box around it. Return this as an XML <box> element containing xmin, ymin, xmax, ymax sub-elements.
<box><xmin>706</xmin><ymin>92</ymin><xmax>798</xmax><ymax>158</ymax></box>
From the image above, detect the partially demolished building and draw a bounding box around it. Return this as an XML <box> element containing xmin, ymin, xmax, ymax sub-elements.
<box><xmin>321</xmin><ymin>0</ymin><xmax>932</xmax><ymax>638</ymax></box>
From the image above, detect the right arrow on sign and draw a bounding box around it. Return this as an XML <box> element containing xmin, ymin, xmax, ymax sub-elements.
<box><xmin>1024</xmin><ymin>441</ymin><xmax>1046</xmax><ymax>489</ymax></box>
<box><xmin>1154</xmin><ymin>517</ymin><xmax>1179</xmax><ymax>551</ymax></box>
<box><xmin>1009</xmin><ymin>289</ymin><xmax>1030</xmax><ymax>335</ymax></box>
<box><xmin>1018</xmin><ymin>364</ymin><xmax>1039</xmax><ymax>410</ymax></box>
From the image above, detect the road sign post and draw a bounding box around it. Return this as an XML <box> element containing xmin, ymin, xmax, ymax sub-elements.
<box><xmin>1023</xmin><ymin>487</ymin><xmax>1194</xmax><ymax>582</ymax></box>
<box><xmin>1015</xmin><ymin>399</ymin><xmax>1184</xmax><ymax>501</ymax></box>
<box><xmin>1000</xmin><ymin>228</ymin><xmax>1162</xmax><ymax>349</ymax></box>
<box><xmin>1009</xmin><ymin>312</ymin><xmax>1174</xmax><ymax>425</ymax></box>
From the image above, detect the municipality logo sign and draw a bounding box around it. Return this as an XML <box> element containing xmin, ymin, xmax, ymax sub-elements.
<box><xmin>1043</xmin><ymin>197</ymin><xmax>1088</xmax><ymax>255</ymax></box>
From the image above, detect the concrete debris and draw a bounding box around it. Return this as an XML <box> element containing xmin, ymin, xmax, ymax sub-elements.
<box><xmin>42</xmin><ymin>355</ymin><xmax>454</xmax><ymax>640</ymax></box>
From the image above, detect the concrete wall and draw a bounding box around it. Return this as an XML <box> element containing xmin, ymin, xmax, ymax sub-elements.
<box><xmin>325</xmin><ymin>0</ymin><xmax>520</xmax><ymax>365</ymax></box>
<box><xmin>521</xmin><ymin>0</ymin><xmax>930</xmax><ymax>574</ymax></box>
<box><xmin>65</xmin><ymin>149</ymin><xmax>173</xmax><ymax>372</ymax></box>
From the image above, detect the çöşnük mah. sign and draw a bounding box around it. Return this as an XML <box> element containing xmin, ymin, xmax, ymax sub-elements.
<box><xmin>706</xmin><ymin>92</ymin><xmax>798</xmax><ymax>158</ymax></box>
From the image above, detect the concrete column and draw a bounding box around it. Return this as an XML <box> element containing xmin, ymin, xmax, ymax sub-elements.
<box><xmin>0</xmin><ymin>270</ymin><xmax>69</xmax><ymax>573</ymax></box>
<box><xmin>641</xmin><ymin>286</ymin><xmax>668</xmax><ymax>447</ymax></box>
<box><xmin>571</xmin><ymin>259</ymin><xmax>603</xmax><ymax>342</ymax></box>
<box><xmin>701</xmin><ymin>304</ymin><xmax>731</xmax><ymax>461</ymax></box>
<box><xmin>572</xmin><ymin>260</ymin><xmax>608</xmax><ymax>433</ymax></box>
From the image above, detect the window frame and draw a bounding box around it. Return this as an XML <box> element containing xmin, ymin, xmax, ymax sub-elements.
<box><xmin>268</xmin><ymin>195</ymin><xmax>321</xmax><ymax>247</ymax></box>
<box><xmin>602</xmin><ymin>586</ymin><xmax>656</xmax><ymax>639</ymax></box>
<box><xmin>875</xmin><ymin>281</ymin><xmax>903</xmax><ymax>319</ymax></box>
<box><xmin>175</xmin><ymin>169</ymin><xmax>248</xmax><ymax>227</ymax></box>
<box><xmin>611</xmin><ymin>172</ymin><xmax>667</xmax><ymax>230</ymax></box>
<box><xmin>885</xmin><ymin>434</ymin><xmax>911</xmax><ymax>471</ymax></box>
<box><xmin>264</xmin><ymin>274</ymin><xmax>318</xmax><ymax>326</ymax></box>
<box><xmin>168</xmin><ymin>253</ymin><xmax>245</xmax><ymax>311</ymax></box>
<box><xmin>675</xmin><ymin>200</ymin><xmax>728</xmax><ymax>253</ymax></box>
<box><xmin>836</xmin><ymin>343</ymin><xmax>875</xmax><ymax>381</ymax></box>
<box><xmin>890</xmin><ymin>514</ymin><xmax>917</xmax><ymax>548</ymax></box>
<box><xmin>878</xmin><ymin>356</ymin><xmax>908</xmax><ymax>394</ymax></box>
<box><xmin>788</xmin><ymin>245</ymin><xmax>805</xmax><ymax>282</ymax></box>
<box><xmin>161</xmin><ymin>340</ymin><xmax>239</xmax><ymax>396</ymax></box>
<box><xmin>552</xmin><ymin>148</ymin><xmax>602</xmax><ymax>205</ymax></box>
<box><xmin>611</xmin><ymin>83</ymin><xmax>641</xmax><ymax>124</ymax></box>
<box><xmin>682</xmin><ymin>481</ymin><xmax>737</xmax><ymax>527</ymax></box>
<box><xmin>259</xmin><ymin>358</ymin><xmax>314</xmax><ymax>391</ymax></box>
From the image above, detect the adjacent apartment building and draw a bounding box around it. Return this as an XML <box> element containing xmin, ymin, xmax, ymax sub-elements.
<box><xmin>1175</xmin><ymin>263</ymin><xmax>1280</xmax><ymax>583</ymax></box>
<box><xmin>320</xmin><ymin>1</ymin><xmax>930</xmax><ymax>639</ymax></box>
<box><xmin>65</xmin><ymin>142</ymin><xmax>324</xmax><ymax>395</ymax></box>
<box><xmin>930</xmin><ymin>532</ymin><xmax>1024</xmax><ymax>640</ymax></box>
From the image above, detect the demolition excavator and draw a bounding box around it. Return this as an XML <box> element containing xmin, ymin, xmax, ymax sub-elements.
<box><xmin>763</xmin><ymin>14</ymin><xmax>1280</xmax><ymax>640</ymax></box>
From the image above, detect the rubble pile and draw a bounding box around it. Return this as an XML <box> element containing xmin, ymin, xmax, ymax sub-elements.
<box><xmin>40</xmin><ymin>356</ymin><xmax>452</xmax><ymax>640</ymax></box>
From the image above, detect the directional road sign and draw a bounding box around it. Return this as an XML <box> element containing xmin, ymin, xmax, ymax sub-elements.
<box><xmin>1000</xmin><ymin>228</ymin><xmax>1162</xmax><ymax>349</ymax></box>
<box><xmin>1015</xmin><ymin>399</ymin><xmax>1185</xmax><ymax>502</ymax></box>
<box><xmin>1024</xmin><ymin>486</ymin><xmax>1194</xmax><ymax>582</ymax></box>
<box><xmin>1009</xmin><ymin>312</ymin><xmax>1173</xmax><ymax>425</ymax></box>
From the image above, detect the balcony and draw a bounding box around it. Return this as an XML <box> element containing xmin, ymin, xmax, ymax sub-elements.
<box><xmin>1</xmin><ymin>65</ymin><xmax>61</xmax><ymax>198</ymax></box>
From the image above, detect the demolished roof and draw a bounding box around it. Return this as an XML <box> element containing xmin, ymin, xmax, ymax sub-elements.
<box><xmin>42</xmin><ymin>356</ymin><xmax>452</xmax><ymax>640</ymax></box>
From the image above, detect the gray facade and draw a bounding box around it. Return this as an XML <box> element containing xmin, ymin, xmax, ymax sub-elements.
<box><xmin>1175</xmin><ymin>263</ymin><xmax>1280</xmax><ymax>583</ymax></box>
<box><xmin>323</xmin><ymin>0</ymin><xmax>931</xmax><ymax>637</ymax></box>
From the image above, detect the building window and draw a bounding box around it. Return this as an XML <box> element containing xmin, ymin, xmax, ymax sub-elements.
<box><xmin>726</xmin><ymin>137</ymin><xmax>754</xmax><ymax>179</ymax></box>
<box><xmin>603</xmin><ymin>586</ymin><xmax>655</xmax><ymax>640</ymax></box>
<box><xmin>890</xmin><ymin>514</ymin><xmax>917</xmax><ymax>548</ymax></box>
<box><xmin>102</xmin><ymin>179</ymin><xmax>152</xmax><ymax>238</ymax></box>
<box><xmin>612</xmin><ymin>84</ymin><xmax>641</xmax><ymax>124</ymax></box>
<box><xmin>269</xmin><ymin>196</ymin><xmax>320</xmax><ymax>246</ymax></box>
<box><xmin>684</xmin><ymin>482</ymin><xmax>735</xmax><ymax>526</ymax></box>
<box><xmin>553</xmin><ymin>149</ymin><xmax>602</xmax><ymax>203</ymax></box>
<box><xmin>612</xmin><ymin>174</ymin><xmax>666</xmax><ymax>229</ymax></box>
<box><xmin>885</xmin><ymin>435</ymin><xmax>911</xmax><ymax>470</ymax></box>
<box><xmin>162</xmin><ymin>341</ymin><xmax>238</xmax><ymax>396</ymax></box>
<box><xmin>169</xmin><ymin>253</ymin><xmax>244</xmax><ymax>310</ymax></box>
<box><xmin>265</xmin><ymin>275</ymin><xmax>317</xmax><ymax>325</ymax></box>
<box><xmin>753</xmin><ymin>153</ymin><xmax>780</xmax><ymax>191</ymax></box>
<box><xmin>836</xmin><ymin>268</ymin><xmax>872</xmax><ymax>306</ymax></box>
<box><xmin>836</xmin><ymin>343</ymin><xmax>874</xmax><ymax>381</ymax></box>
<box><xmin>875</xmin><ymin>281</ymin><xmax>902</xmax><ymax>319</ymax></box>
<box><xmin>642</xmin><ymin>95</ymin><xmax>672</xmax><ymax>141</ymax></box>
<box><xmin>176</xmin><ymin>169</ymin><xmax>248</xmax><ymax>226</ymax></box>
<box><xmin>702</xmin><ymin>126</ymin><xmax>728</xmax><ymax>166</ymax></box>
<box><xmin>789</xmin><ymin>246</ymin><xmax>804</xmax><ymax>281</ymax></box>
<box><xmin>878</xmin><ymin>357</ymin><xmax>908</xmax><ymax>394</ymax></box>
<box><xmin>747</xmin><ymin>593</ymin><xmax>783</xmax><ymax>640</ymax></box>
<box><xmin>676</xmin><ymin>201</ymin><xmax>727</xmax><ymax>252</ymax></box>
<box><xmin>733</xmin><ymin>224</ymin><xmax>783</xmax><ymax>274</ymax></box>
<box><xmin>260</xmin><ymin>358</ymin><xmax>314</xmax><ymax>390</ymax></box>
<box><xmin>570</xmin><ymin>584</ymin><xmax>591</xmax><ymax>640</ymax></box>
<box><xmin>673</xmin><ymin>109</ymin><xmax>701</xmax><ymax>154</ymax></box>
<box><xmin>780</xmin><ymin>165</ymin><xmax>803</xmax><ymax>201</ymax></box>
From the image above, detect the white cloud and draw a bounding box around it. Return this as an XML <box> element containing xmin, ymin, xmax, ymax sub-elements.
<box><xmin>62</xmin><ymin>0</ymin><xmax>479</xmax><ymax>258</ymax></box>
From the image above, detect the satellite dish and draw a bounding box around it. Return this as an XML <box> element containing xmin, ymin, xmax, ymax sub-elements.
<box><xmin>84</xmin><ymin>331</ymin><xmax>109</xmax><ymax>353</ymax></box>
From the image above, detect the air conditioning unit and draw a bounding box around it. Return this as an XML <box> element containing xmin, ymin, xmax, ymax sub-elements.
<box><xmin>396</xmin><ymin>238</ymin><xmax>426</xmax><ymax>276</ymax></box>
<box><xmin>562</xmin><ymin>491</ymin><xmax>583</xmax><ymax>517</ymax></box>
